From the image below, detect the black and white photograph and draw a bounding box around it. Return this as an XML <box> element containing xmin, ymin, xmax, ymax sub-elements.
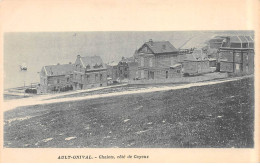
<box><xmin>1</xmin><ymin>0</ymin><xmax>259</xmax><ymax>163</ymax></box>
<box><xmin>3</xmin><ymin>31</ymin><xmax>255</xmax><ymax>148</ymax></box>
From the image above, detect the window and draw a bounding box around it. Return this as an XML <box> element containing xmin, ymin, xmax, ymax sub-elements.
<box><xmin>86</xmin><ymin>75</ymin><xmax>90</xmax><ymax>82</ymax></box>
<box><xmin>177</xmin><ymin>70</ymin><xmax>180</xmax><ymax>73</ymax></box>
<box><xmin>67</xmin><ymin>77</ymin><xmax>69</xmax><ymax>82</ymax></box>
<box><xmin>149</xmin><ymin>58</ymin><xmax>153</xmax><ymax>67</ymax></box>
<box><xmin>57</xmin><ymin>79</ymin><xmax>60</xmax><ymax>84</ymax></box>
<box><xmin>166</xmin><ymin>71</ymin><xmax>168</xmax><ymax>79</ymax></box>
<box><xmin>141</xmin><ymin>70</ymin><xmax>144</xmax><ymax>78</ymax></box>
<box><xmin>95</xmin><ymin>74</ymin><xmax>98</xmax><ymax>81</ymax></box>
<box><xmin>236</xmin><ymin>64</ymin><xmax>240</xmax><ymax>70</ymax></box>
<box><xmin>100</xmin><ymin>74</ymin><xmax>102</xmax><ymax>81</ymax></box>
<box><xmin>141</xmin><ymin>57</ymin><xmax>144</xmax><ymax>67</ymax></box>
<box><xmin>170</xmin><ymin>57</ymin><xmax>175</xmax><ymax>66</ymax></box>
<box><xmin>81</xmin><ymin>75</ymin><xmax>83</xmax><ymax>82</ymax></box>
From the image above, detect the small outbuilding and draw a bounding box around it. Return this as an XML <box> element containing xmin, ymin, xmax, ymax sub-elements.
<box><xmin>182</xmin><ymin>49</ymin><xmax>211</xmax><ymax>75</ymax></box>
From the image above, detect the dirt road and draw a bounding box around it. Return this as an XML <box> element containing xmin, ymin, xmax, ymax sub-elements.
<box><xmin>2</xmin><ymin>75</ymin><xmax>253</xmax><ymax>112</ymax></box>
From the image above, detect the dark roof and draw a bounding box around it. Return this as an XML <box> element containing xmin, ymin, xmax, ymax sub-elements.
<box><xmin>44</xmin><ymin>64</ymin><xmax>74</xmax><ymax>76</ymax></box>
<box><xmin>208</xmin><ymin>38</ymin><xmax>225</xmax><ymax>43</ymax></box>
<box><xmin>80</xmin><ymin>56</ymin><xmax>106</xmax><ymax>70</ymax></box>
<box><xmin>140</xmin><ymin>40</ymin><xmax>178</xmax><ymax>54</ymax></box>
<box><xmin>184</xmin><ymin>49</ymin><xmax>208</xmax><ymax>62</ymax></box>
<box><xmin>120</xmin><ymin>57</ymin><xmax>135</xmax><ymax>63</ymax></box>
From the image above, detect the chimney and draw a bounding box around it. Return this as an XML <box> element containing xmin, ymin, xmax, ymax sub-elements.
<box><xmin>77</xmin><ymin>55</ymin><xmax>81</xmax><ymax>58</ymax></box>
<box><xmin>57</xmin><ymin>63</ymin><xmax>60</xmax><ymax>65</ymax></box>
<box><xmin>69</xmin><ymin>62</ymin><xmax>72</xmax><ymax>64</ymax></box>
<box><xmin>149</xmin><ymin>39</ymin><xmax>153</xmax><ymax>46</ymax></box>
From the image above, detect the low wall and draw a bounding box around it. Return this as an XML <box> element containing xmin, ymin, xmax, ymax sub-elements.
<box><xmin>128</xmin><ymin>72</ymin><xmax>228</xmax><ymax>85</ymax></box>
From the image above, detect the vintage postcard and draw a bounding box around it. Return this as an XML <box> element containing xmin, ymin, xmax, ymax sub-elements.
<box><xmin>0</xmin><ymin>0</ymin><xmax>259</xmax><ymax>163</ymax></box>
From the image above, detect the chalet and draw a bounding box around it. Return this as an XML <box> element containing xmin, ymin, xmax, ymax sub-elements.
<box><xmin>73</xmin><ymin>55</ymin><xmax>107</xmax><ymax>90</ymax></box>
<box><xmin>39</xmin><ymin>63</ymin><xmax>74</xmax><ymax>93</ymax></box>
<box><xmin>118</xmin><ymin>57</ymin><xmax>138</xmax><ymax>81</ymax></box>
<box><xmin>182</xmin><ymin>49</ymin><xmax>211</xmax><ymax>75</ymax></box>
<box><xmin>136</xmin><ymin>39</ymin><xmax>181</xmax><ymax>80</ymax></box>
<box><xmin>219</xmin><ymin>35</ymin><xmax>254</xmax><ymax>75</ymax></box>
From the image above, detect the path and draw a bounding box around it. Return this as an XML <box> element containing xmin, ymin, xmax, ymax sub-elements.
<box><xmin>2</xmin><ymin>75</ymin><xmax>253</xmax><ymax>112</ymax></box>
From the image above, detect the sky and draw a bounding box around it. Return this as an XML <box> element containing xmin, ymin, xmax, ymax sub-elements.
<box><xmin>3</xmin><ymin>31</ymin><xmax>254</xmax><ymax>89</ymax></box>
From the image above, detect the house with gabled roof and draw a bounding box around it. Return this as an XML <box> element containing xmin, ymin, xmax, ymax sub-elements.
<box><xmin>219</xmin><ymin>35</ymin><xmax>254</xmax><ymax>75</ymax></box>
<box><xmin>136</xmin><ymin>39</ymin><xmax>182</xmax><ymax>80</ymax></box>
<box><xmin>73</xmin><ymin>55</ymin><xmax>107</xmax><ymax>90</ymax></box>
<box><xmin>39</xmin><ymin>63</ymin><xmax>74</xmax><ymax>93</ymax></box>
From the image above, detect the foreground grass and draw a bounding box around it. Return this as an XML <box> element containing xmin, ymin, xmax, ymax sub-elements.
<box><xmin>4</xmin><ymin>77</ymin><xmax>254</xmax><ymax>148</ymax></box>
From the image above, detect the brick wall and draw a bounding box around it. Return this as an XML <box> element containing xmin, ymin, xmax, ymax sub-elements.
<box><xmin>46</xmin><ymin>74</ymin><xmax>73</xmax><ymax>92</ymax></box>
<box><xmin>219</xmin><ymin>49</ymin><xmax>254</xmax><ymax>74</ymax></box>
<box><xmin>220</xmin><ymin>62</ymin><xmax>233</xmax><ymax>73</ymax></box>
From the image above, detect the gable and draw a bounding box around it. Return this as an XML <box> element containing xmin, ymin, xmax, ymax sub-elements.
<box><xmin>75</xmin><ymin>57</ymin><xmax>84</xmax><ymax>67</ymax></box>
<box><xmin>139</xmin><ymin>45</ymin><xmax>153</xmax><ymax>54</ymax></box>
<box><xmin>137</xmin><ymin>40</ymin><xmax>178</xmax><ymax>55</ymax></box>
<box><xmin>40</xmin><ymin>67</ymin><xmax>47</xmax><ymax>76</ymax></box>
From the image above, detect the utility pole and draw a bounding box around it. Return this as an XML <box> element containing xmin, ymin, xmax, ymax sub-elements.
<box><xmin>24</xmin><ymin>81</ymin><xmax>25</xmax><ymax>97</ymax></box>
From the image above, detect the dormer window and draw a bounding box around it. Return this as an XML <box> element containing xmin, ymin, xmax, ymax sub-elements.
<box><xmin>162</xmin><ymin>44</ymin><xmax>166</xmax><ymax>50</ymax></box>
<box><xmin>86</xmin><ymin>65</ymin><xmax>90</xmax><ymax>69</ymax></box>
<box><xmin>94</xmin><ymin>63</ymin><xmax>99</xmax><ymax>68</ymax></box>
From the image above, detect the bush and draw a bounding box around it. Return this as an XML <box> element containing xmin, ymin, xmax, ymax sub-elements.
<box><xmin>25</xmin><ymin>88</ymin><xmax>37</xmax><ymax>94</ymax></box>
<box><xmin>56</xmin><ymin>85</ymin><xmax>73</xmax><ymax>92</ymax></box>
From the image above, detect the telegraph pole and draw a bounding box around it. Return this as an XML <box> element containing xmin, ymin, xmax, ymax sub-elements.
<box><xmin>24</xmin><ymin>81</ymin><xmax>25</xmax><ymax>97</ymax></box>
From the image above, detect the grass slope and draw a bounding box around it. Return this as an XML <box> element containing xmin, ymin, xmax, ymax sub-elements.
<box><xmin>4</xmin><ymin>77</ymin><xmax>254</xmax><ymax>148</ymax></box>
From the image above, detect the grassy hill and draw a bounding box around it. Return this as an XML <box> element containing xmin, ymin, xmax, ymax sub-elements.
<box><xmin>4</xmin><ymin>77</ymin><xmax>254</xmax><ymax>148</ymax></box>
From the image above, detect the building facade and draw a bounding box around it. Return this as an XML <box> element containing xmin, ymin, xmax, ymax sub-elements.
<box><xmin>117</xmin><ymin>57</ymin><xmax>138</xmax><ymax>81</ymax></box>
<box><xmin>39</xmin><ymin>63</ymin><xmax>74</xmax><ymax>93</ymax></box>
<box><xmin>182</xmin><ymin>49</ymin><xmax>211</xmax><ymax>75</ymax></box>
<box><xmin>136</xmin><ymin>39</ymin><xmax>182</xmax><ymax>80</ymax></box>
<box><xmin>106</xmin><ymin>61</ymin><xmax>118</xmax><ymax>84</ymax></box>
<box><xmin>73</xmin><ymin>55</ymin><xmax>107</xmax><ymax>90</ymax></box>
<box><xmin>219</xmin><ymin>36</ymin><xmax>254</xmax><ymax>75</ymax></box>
